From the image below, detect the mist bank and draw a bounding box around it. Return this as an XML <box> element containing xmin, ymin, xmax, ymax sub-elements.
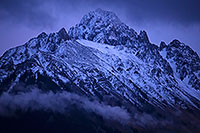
<box><xmin>0</xmin><ymin>88</ymin><xmax>131</xmax><ymax>123</ymax></box>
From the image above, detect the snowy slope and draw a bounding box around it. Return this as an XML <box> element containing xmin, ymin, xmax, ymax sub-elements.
<box><xmin>77</xmin><ymin>39</ymin><xmax>200</xmax><ymax>108</ymax></box>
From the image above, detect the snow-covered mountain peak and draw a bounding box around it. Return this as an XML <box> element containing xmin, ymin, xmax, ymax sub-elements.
<box><xmin>68</xmin><ymin>9</ymin><xmax>142</xmax><ymax>46</ymax></box>
<box><xmin>84</xmin><ymin>8</ymin><xmax>122</xmax><ymax>25</ymax></box>
<box><xmin>0</xmin><ymin>9</ymin><xmax>200</xmax><ymax>131</ymax></box>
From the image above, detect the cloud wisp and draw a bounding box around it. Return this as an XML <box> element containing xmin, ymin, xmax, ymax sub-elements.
<box><xmin>0</xmin><ymin>88</ymin><xmax>130</xmax><ymax>123</ymax></box>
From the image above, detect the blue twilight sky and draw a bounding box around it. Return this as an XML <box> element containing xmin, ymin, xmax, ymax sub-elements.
<box><xmin>0</xmin><ymin>0</ymin><xmax>200</xmax><ymax>55</ymax></box>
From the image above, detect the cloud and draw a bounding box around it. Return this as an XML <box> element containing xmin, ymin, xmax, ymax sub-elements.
<box><xmin>115</xmin><ymin>0</ymin><xmax>200</xmax><ymax>25</ymax></box>
<box><xmin>0</xmin><ymin>87</ymin><xmax>176</xmax><ymax>129</ymax></box>
<box><xmin>0</xmin><ymin>88</ymin><xmax>130</xmax><ymax>123</ymax></box>
<box><xmin>1</xmin><ymin>0</ymin><xmax>200</xmax><ymax>28</ymax></box>
<box><xmin>0</xmin><ymin>0</ymin><xmax>56</xmax><ymax>29</ymax></box>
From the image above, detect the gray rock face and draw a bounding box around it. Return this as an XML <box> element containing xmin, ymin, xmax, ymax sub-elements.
<box><xmin>159</xmin><ymin>41</ymin><xmax>167</xmax><ymax>50</ymax></box>
<box><xmin>57</xmin><ymin>28</ymin><xmax>70</xmax><ymax>41</ymax></box>
<box><xmin>160</xmin><ymin>39</ymin><xmax>200</xmax><ymax>90</ymax></box>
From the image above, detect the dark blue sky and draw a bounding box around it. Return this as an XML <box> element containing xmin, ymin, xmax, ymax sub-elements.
<box><xmin>0</xmin><ymin>0</ymin><xmax>200</xmax><ymax>55</ymax></box>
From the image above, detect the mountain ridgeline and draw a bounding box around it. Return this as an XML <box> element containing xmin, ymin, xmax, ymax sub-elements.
<box><xmin>0</xmin><ymin>9</ymin><xmax>200</xmax><ymax>132</ymax></box>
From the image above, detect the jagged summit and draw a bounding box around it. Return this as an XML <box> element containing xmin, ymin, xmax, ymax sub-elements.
<box><xmin>170</xmin><ymin>39</ymin><xmax>181</xmax><ymax>44</ymax></box>
<box><xmin>37</xmin><ymin>32</ymin><xmax>47</xmax><ymax>38</ymax></box>
<box><xmin>68</xmin><ymin>9</ymin><xmax>143</xmax><ymax>46</ymax></box>
<box><xmin>139</xmin><ymin>30</ymin><xmax>149</xmax><ymax>43</ymax></box>
<box><xmin>86</xmin><ymin>8</ymin><xmax>122</xmax><ymax>24</ymax></box>
<box><xmin>159</xmin><ymin>41</ymin><xmax>167</xmax><ymax>50</ymax></box>
<box><xmin>57</xmin><ymin>28</ymin><xmax>70</xmax><ymax>41</ymax></box>
<box><xmin>169</xmin><ymin>39</ymin><xmax>183</xmax><ymax>47</ymax></box>
<box><xmin>159</xmin><ymin>39</ymin><xmax>200</xmax><ymax>90</ymax></box>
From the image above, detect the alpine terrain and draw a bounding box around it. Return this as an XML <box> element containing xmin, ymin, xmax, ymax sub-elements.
<box><xmin>0</xmin><ymin>9</ymin><xmax>200</xmax><ymax>132</ymax></box>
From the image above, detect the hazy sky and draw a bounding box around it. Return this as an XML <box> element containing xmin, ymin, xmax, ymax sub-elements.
<box><xmin>0</xmin><ymin>0</ymin><xmax>200</xmax><ymax>55</ymax></box>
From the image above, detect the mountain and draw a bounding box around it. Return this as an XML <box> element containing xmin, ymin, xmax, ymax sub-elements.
<box><xmin>0</xmin><ymin>9</ymin><xmax>200</xmax><ymax>132</ymax></box>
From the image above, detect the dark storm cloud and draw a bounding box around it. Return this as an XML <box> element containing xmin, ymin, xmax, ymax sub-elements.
<box><xmin>114</xmin><ymin>0</ymin><xmax>200</xmax><ymax>25</ymax></box>
<box><xmin>0</xmin><ymin>0</ymin><xmax>56</xmax><ymax>28</ymax></box>
<box><xmin>1</xmin><ymin>0</ymin><xmax>200</xmax><ymax>28</ymax></box>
